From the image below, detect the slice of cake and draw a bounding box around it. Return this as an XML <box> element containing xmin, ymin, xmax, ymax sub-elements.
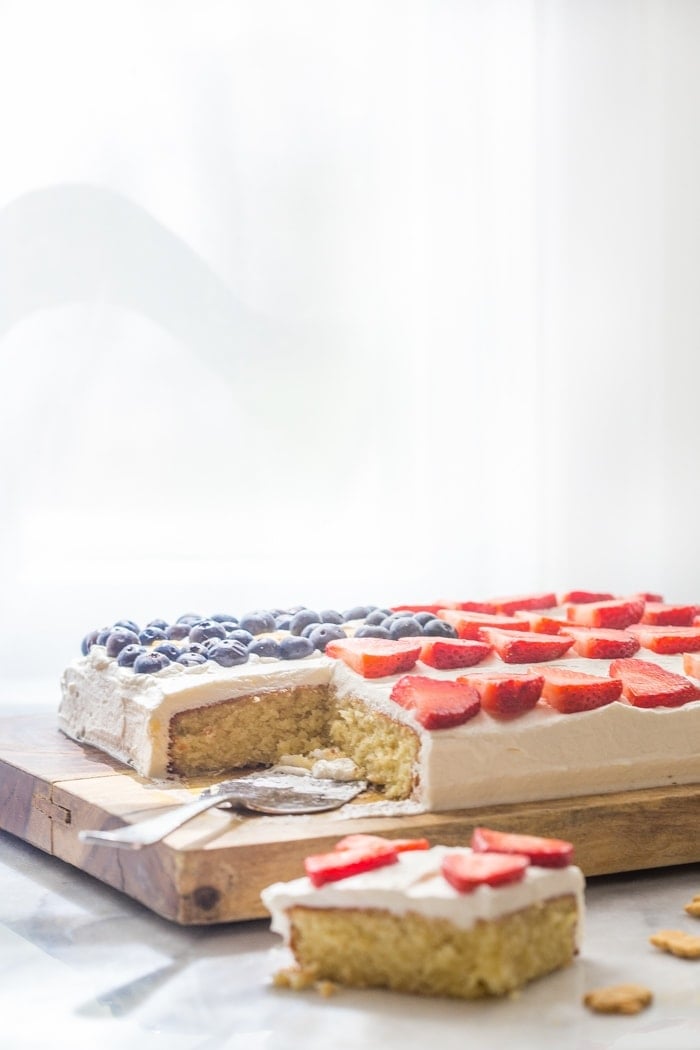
<box><xmin>262</xmin><ymin>830</ymin><xmax>585</xmax><ymax>999</ymax></box>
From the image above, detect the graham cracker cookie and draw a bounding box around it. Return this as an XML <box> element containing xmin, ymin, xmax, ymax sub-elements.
<box><xmin>649</xmin><ymin>929</ymin><xmax>700</xmax><ymax>959</ymax></box>
<box><xmin>684</xmin><ymin>894</ymin><xmax>700</xmax><ymax>918</ymax></box>
<box><xmin>583</xmin><ymin>983</ymin><xmax>653</xmax><ymax>1015</ymax></box>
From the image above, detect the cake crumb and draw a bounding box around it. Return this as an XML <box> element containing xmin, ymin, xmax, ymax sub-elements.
<box><xmin>272</xmin><ymin>965</ymin><xmax>319</xmax><ymax>991</ymax></box>
<box><xmin>583</xmin><ymin>983</ymin><xmax>653</xmax><ymax>1015</ymax></box>
<box><xmin>316</xmin><ymin>979</ymin><xmax>338</xmax><ymax>998</ymax></box>
<box><xmin>649</xmin><ymin>929</ymin><xmax>700</xmax><ymax>958</ymax></box>
<box><xmin>684</xmin><ymin>894</ymin><xmax>700</xmax><ymax>918</ymax></box>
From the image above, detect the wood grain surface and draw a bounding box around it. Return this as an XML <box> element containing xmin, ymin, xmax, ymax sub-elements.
<box><xmin>1</xmin><ymin>714</ymin><xmax>699</xmax><ymax>925</ymax></box>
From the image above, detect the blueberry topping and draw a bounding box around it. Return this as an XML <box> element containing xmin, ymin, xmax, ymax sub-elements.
<box><xmin>114</xmin><ymin>619</ymin><xmax>140</xmax><ymax>634</ymax></box>
<box><xmin>414</xmin><ymin>611</ymin><xmax>438</xmax><ymax>626</ymax></box>
<box><xmin>139</xmin><ymin>626</ymin><xmax>168</xmax><ymax>645</ymax></box>
<box><xmin>176</xmin><ymin>612</ymin><xmax>204</xmax><ymax>626</ymax></box>
<box><xmin>105</xmin><ymin>628</ymin><xmax>140</xmax><ymax>657</ymax></box>
<box><xmin>132</xmin><ymin>651</ymin><xmax>172</xmax><ymax>674</ymax></box>
<box><xmin>188</xmin><ymin>620</ymin><xmax>226</xmax><ymax>644</ymax></box>
<box><xmin>219</xmin><ymin>620</ymin><xmax>242</xmax><ymax>635</ymax></box>
<box><xmin>176</xmin><ymin>651</ymin><xmax>208</xmax><ymax>667</ymax></box>
<box><xmin>117</xmin><ymin>644</ymin><xmax>147</xmax><ymax>667</ymax></box>
<box><xmin>207</xmin><ymin>639</ymin><xmax>249</xmax><ymax>667</ymax></box>
<box><xmin>388</xmin><ymin>616</ymin><xmax>422</xmax><ymax>639</ymax></box>
<box><xmin>421</xmin><ymin>618</ymin><xmax>457</xmax><ymax>638</ymax></box>
<box><xmin>248</xmin><ymin>637</ymin><xmax>281</xmax><ymax>658</ymax></box>
<box><xmin>342</xmin><ymin>605</ymin><xmax>376</xmax><ymax>622</ymax></box>
<box><xmin>354</xmin><ymin>625</ymin><xmax>391</xmax><ymax>639</ymax></box>
<box><xmin>279</xmin><ymin>635</ymin><xmax>315</xmax><ymax>660</ymax></box>
<box><xmin>289</xmin><ymin>609</ymin><xmax>321</xmax><ymax>635</ymax></box>
<box><xmin>96</xmin><ymin>628</ymin><xmax>112</xmax><ymax>646</ymax></box>
<box><xmin>227</xmin><ymin>628</ymin><xmax>255</xmax><ymax>647</ymax></box>
<box><xmin>147</xmin><ymin>618</ymin><xmax>169</xmax><ymax>631</ymax></box>
<box><xmin>210</xmin><ymin>613</ymin><xmax>239</xmax><ymax>624</ymax></box>
<box><xmin>81</xmin><ymin>629</ymin><xmax>100</xmax><ymax>656</ymax></box>
<box><xmin>301</xmin><ymin>622</ymin><xmax>322</xmax><ymax>638</ymax></box>
<box><xmin>186</xmin><ymin>642</ymin><xmax>208</xmax><ymax>656</ymax></box>
<box><xmin>238</xmin><ymin>610</ymin><xmax>277</xmax><ymax>635</ymax></box>
<box><xmin>309</xmin><ymin>624</ymin><xmax>346</xmax><ymax>651</ymax></box>
<box><xmin>274</xmin><ymin>614</ymin><xmax>292</xmax><ymax>631</ymax></box>
<box><xmin>318</xmin><ymin>609</ymin><xmax>344</xmax><ymax>625</ymax></box>
<box><xmin>154</xmin><ymin>642</ymin><xmax>182</xmax><ymax>662</ymax></box>
<box><xmin>166</xmin><ymin>623</ymin><xmax>190</xmax><ymax>641</ymax></box>
<box><xmin>363</xmin><ymin>609</ymin><xmax>388</xmax><ymax>626</ymax></box>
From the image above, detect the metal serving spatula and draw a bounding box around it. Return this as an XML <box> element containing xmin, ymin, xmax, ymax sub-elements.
<box><xmin>78</xmin><ymin>769</ymin><xmax>368</xmax><ymax>850</ymax></box>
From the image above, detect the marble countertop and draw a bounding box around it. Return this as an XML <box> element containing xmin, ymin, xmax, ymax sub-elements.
<box><xmin>2</xmin><ymin>691</ymin><xmax>700</xmax><ymax>1049</ymax></box>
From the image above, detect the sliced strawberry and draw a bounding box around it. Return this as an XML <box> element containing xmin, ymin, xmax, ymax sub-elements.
<box><xmin>444</xmin><ymin>600</ymin><xmax>499</xmax><ymax>614</ymax></box>
<box><xmin>626</xmin><ymin>624</ymin><xmax>700</xmax><ymax>655</ymax></box>
<box><xmin>325</xmin><ymin>637</ymin><xmax>421</xmax><ymax>679</ymax></box>
<box><xmin>458</xmin><ymin>672</ymin><xmax>543</xmax><ymax>719</ymax></box>
<box><xmin>559</xmin><ymin>625</ymin><xmax>640</xmax><ymax>659</ymax></box>
<box><xmin>635</xmin><ymin>592</ymin><xmax>664</xmax><ymax>603</ymax></box>
<box><xmin>391</xmin><ymin>603</ymin><xmax>450</xmax><ymax>615</ymax></box>
<box><xmin>441</xmin><ymin>850</ymin><xmax>529</xmax><ymax>893</ymax></box>
<box><xmin>334</xmin><ymin>833</ymin><xmax>430</xmax><ymax>853</ymax></box>
<box><xmin>437</xmin><ymin>609</ymin><xmax>530</xmax><ymax>640</ymax></box>
<box><xmin>564</xmin><ymin>596</ymin><xmax>645</xmax><ymax>629</ymax></box>
<box><xmin>490</xmin><ymin>592</ymin><xmax>558</xmax><ymax>615</ymax></box>
<box><xmin>609</xmin><ymin>657</ymin><xmax>700</xmax><ymax>708</ymax></box>
<box><xmin>640</xmin><ymin>602</ymin><xmax>697</xmax><ymax>626</ymax></box>
<box><xmin>559</xmin><ymin>590</ymin><xmax>615</xmax><ymax>604</ymax></box>
<box><xmin>682</xmin><ymin>652</ymin><xmax>700</xmax><ymax>679</ymax></box>
<box><xmin>418</xmin><ymin>637</ymin><xmax>492</xmax><ymax>670</ymax></box>
<box><xmin>305</xmin><ymin>841</ymin><xmax>398</xmax><ymax>886</ymax></box>
<box><xmin>390</xmin><ymin>674</ymin><xmax>481</xmax><ymax>729</ymax></box>
<box><xmin>470</xmin><ymin>827</ymin><xmax>574</xmax><ymax>868</ymax></box>
<box><xmin>538</xmin><ymin>665</ymin><xmax>622</xmax><ymax>713</ymax></box>
<box><xmin>514</xmin><ymin>611</ymin><xmax>568</xmax><ymax>634</ymax></box>
<box><xmin>480</xmin><ymin>628</ymin><xmax>573</xmax><ymax>664</ymax></box>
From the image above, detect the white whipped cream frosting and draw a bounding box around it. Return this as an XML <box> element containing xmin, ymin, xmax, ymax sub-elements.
<box><xmin>261</xmin><ymin>845</ymin><xmax>585</xmax><ymax>945</ymax></box>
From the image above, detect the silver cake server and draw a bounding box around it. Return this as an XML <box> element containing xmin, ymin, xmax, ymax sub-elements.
<box><xmin>78</xmin><ymin>769</ymin><xmax>368</xmax><ymax>850</ymax></box>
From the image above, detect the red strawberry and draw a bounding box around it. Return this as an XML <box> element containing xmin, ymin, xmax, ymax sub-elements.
<box><xmin>626</xmin><ymin>624</ymin><xmax>700</xmax><ymax>655</ymax></box>
<box><xmin>558</xmin><ymin>590</ymin><xmax>615</xmax><ymax>604</ymax></box>
<box><xmin>565</xmin><ymin>597</ymin><xmax>645</xmax><ymax>629</ymax></box>
<box><xmin>559</xmin><ymin>625</ymin><xmax>640</xmax><ymax>659</ymax></box>
<box><xmin>514</xmin><ymin>611</ymin><xmax>568</xmax><ymax>634</ymax></box>
<box><xmin>305</xmin><ymin>841</ymin><xmax>398</xmax><ymax>887</ymax></box>
<box><xmin>490</xmin><ymin>592</ymin><xmax>558</xmax><ymax>615</ymax></box>
<box><xmin>437</xmin><ymin>609</ymin><xmax>530</xmax><ymax>639</ymax></box>
<box><xmin>480</xmin><ymin>628</ymin><xmax>574</xmax><ymax>664</ymax></box>
<box><xmin>390</xmin><ymin>674</ymin><xmax>481</xmax><ymax>729</ymax></box>
<box><xmin>609</xmin><ymin>658</ymin><xmax>700</xmax><ymax>708</ymax></box>
<box><xmin>441</xmin><ymin>850</ymin><xmax>529</xmax><ymax>893</ymax></box>
<box><xmin>458</xmin><ymin>672</ymin><xmax>543</xmax><ymax>719</ymax></box>
<box><xmin>325</xmin><ymin>637</ymin><xmax>421</xmax><ymax>679</ymax></box>
<box><xmin>334</xmin><ymin>834</ymin><xmax>430</xmax><ymax>853</ymax></box>
<box><xmin>445</xmin><ymin>600</ymin><xmax>499</xmax><ymax>614</ymax></box>
<box><xmin>418</xmin><ymin>637</ymin><xmax>492</xmax><ymax>670</ymax></box>
<box><xmin>538</xmin><ymin>666</ymin><xmax>623</xmax><ymax>713</ymax></box>
<box><xmin>470</xmin><ymin>826</ymin><xmax>574</xmax><ymax>868</ymax></box>
<box><xmin>635</xmin><ymin>592</ymin><xmax>664</xmax><ymax>603</ymax></box>
<box><xmin>640</xmin><ymin>602</ymin><xmax>697</xmax><ymax>626</ymax></box>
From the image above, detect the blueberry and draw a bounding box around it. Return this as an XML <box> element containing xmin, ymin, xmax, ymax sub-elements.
<box><xmin>309</xmin><ymin>624</ymin><xmax>346</xmax><ymax>651</ymax></box>
<box><xmin>176</xmin><ymin>651</ymin><xmax>208</xmax><ymax>667</ymax></box>
<box><xmin>176</xmin><ymin>612</ymin><xmax>204</xmax><ymax>626</ymax></box>
<box><xmin>274</xmin><ymin>614</ymin><xmax>292</xmax><ymax>631</ymax></box>
<box><xmin>364</xmin><ymin>609</ymin><xmax>388</xmax><ymax>626</ymax></box>
<box><xmin>239</xmin><ymin>610</ymin><xmax>277</xmax><ymax>635</ymax></box>
<box><xmin>319</xmin><ymin>609</ymin><xmax>344</xmax><ymax>625</ymax></box>
<box><xmin>96</xmin><ymin>628</ymin><xmax>112</xmax><ymax>646</ymax></box>
<box><xmin>342</xmin><ymin>605</ymin><xmax>375</xmax><ymax>622</ymax></box>
<box><xmin>301</xmin><ymin>622</ymin><xmax>322</xmax><ymax>638</ymax></box>
<box><xmin>166</xmin><ymin>623</ymin><xmax>190</xmax><ymax>641</ymax></box>
<box><xmin>220</xmin><ymin>620</ymin><xmax>242</xmax><ymax>635</ymax></box>
<box><xmin>227</xmin><ymin>628</ymin><xmax>254</xmax><ymax>647</ymax></box>
<box><xmin>289</xmin><ymin>610</ymin><xmax>321</xmax><ymax>635</ymax></box>
<box><xmin>210</xmin><ymin>613</ymin><xmax>239</xmax><ymax>624</ymax></box>
<box><xmin>354</xmin><ymin>625</ymin><xmax>391</xmax><ymax>639</ymax></box>
<box><xmin>116</xmin><ymin>644</ymin><xmax>146</xmax><ymax>667</ymax></box>
<box><xmin>114</xmin><ymin>619</ymin><xmax>140</xmax><ymax>634</ymax></box>
<box><xmin>146</xmin><ymin>618</ymin><xmax>169</xmax><ymax>631</ymax></box>
<box><xmin>106</xmin><ymin>627</ymin><xmax>140</xmax><ymax>657</ymax></box>
<box><xmin>139</xmin><ymin>626</ymin><xmax>167</xmax><ymax>645</ymax></box>
<box><xmin>132</xmin><ymin>651</ymin><xmax>171</xmax><ymax>674</ymax></box>
<box><xmin>81</xmin><ymin>629</ymin><xmax>100</xmax><ymax>656</ymax></box>
<box><xmin>207</xmin><ymin>639</ymin><xmax>249</xmax><ymax>667</ymax></box>
<box><xmin>421</xmin><ymin>618</ymin><xmax>457</xmax><ymax>638</ymax></box>
<box><xmin>279</xmin><ymin>636</ymin><xmax>315</xmax><ymax>660</ymax></box>
<box><xmin>388</xmin><ymin>616</ymin><xmax>422</xmax><ymax>639</ymax></box>
<box><xmin>189</xmin><ymin>620</ymin><xmax>226</xmax><ymax>644</ymax></box>
<box><xmin>248</xmin><ymin>637</ymin><xmax>281</xmax><ymax>658</ymax></box>
<box><xmin>154</xmin><ymin>642</ymin><xmax>182</xmax><ymax>662</ymax></box>
<box><xmin>186</xmin><ymin>642</ymin><xmax>208</xmax><ymax>656</ymax></box>
<box><xmin>414</xmin><ymin>611</ymin><xmax>438</xmax><ymax>626</ymax></box>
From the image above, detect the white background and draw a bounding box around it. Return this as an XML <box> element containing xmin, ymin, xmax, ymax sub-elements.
<box><xmin>2</xmin><ymin>0</ymin><xmax>700</xmax><ymax>682</ymax></box>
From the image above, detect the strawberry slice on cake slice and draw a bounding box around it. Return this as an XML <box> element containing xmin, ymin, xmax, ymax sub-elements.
<box><xmin>559</xmin><ymin>625</ymin><xmax>640</xmax><ymax>659</ymax></box>
<box><xmin>564</xmin><ymin>596</ymin><xmax>645</xmax><ymax>630</ymax></box>
<box><xmin>441</xmin><ymin>851</ymin><xmax>529</xmax><ymax>893</ymax></box>
<box><xmin>514</xmin><ymin>611</ymin><xmax>569</xmax><ymax>634</ymax></box>
<box><xmin>470</xmin><ymin>827</ymin><xmax>574</xmax><ymax>868</ymax></box>
<box><xmin>325</xmin><ymin>637</ymin><xmax>421</xmax><ymax>678</ymax></box>
<box><xmin>538</xmin><ymin>665</ymin><xmax>623</xmax><ymax>713</ymax></box>
<box><xmin>437</xmin><ymin>609</ymin><xmax>530</xmax><ymax>639</ymax></box>
<box><xmin>305</xmin><ymin>839</ymin><xmax>399</xmax><ymax>886</ymax></box>
<box><xmin>609</xmin><ymin>657</ymin><xmax>700</xmax><ymax>708</ymax></box>
<box><xmin>640</xmin><ymin>602</ymin><xmax>697</xmax><ymax>626</ymax></box>
<box><xmin>558</xmin><ymin>589</ymin><xmax>616</xmax><ymax>605</ymax></box>
<box><xmin>418</xmin><ymin>636</ymin><xmax>492</xmax><ymax>670</ymax></box>
<box><xmin>489</xmin><ymin>592</ymin><xmax>558</xmax><ymax>616</ymax></box>
<box><xmin>390</xmin><ymin>674</ymin><xmax>481</xmax><ymax>729</ymax></box>
<box><xmin>334</xmin><ymin>833</ymin><xmax>430</xmax><ymax>853</ymax></box>
<box><xmin>457</xmin><ymin>671</ymin><xmax>543</xmax><ymax>719</ymax></box>
<box><xmin>479</xmin><ymin>628</ymin><xmax>574</xmax><ymax>664</ymax></box>
<box><xmin>625</xmin><ymin>624</ymin><xmax>700</xmax><ymax>655</ymax></box>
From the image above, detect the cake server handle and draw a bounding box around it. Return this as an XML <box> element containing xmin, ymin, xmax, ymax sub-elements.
<box><xmin>78</xmin><ymin>792</ymin><xmax>245</xmax><ymax>850</ymax></box>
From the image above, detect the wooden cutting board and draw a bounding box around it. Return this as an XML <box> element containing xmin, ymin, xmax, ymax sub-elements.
<box><xmin>2</xmin><ymin>714</ymin><xmax>699</xmax><ymax>925</ymax></box>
